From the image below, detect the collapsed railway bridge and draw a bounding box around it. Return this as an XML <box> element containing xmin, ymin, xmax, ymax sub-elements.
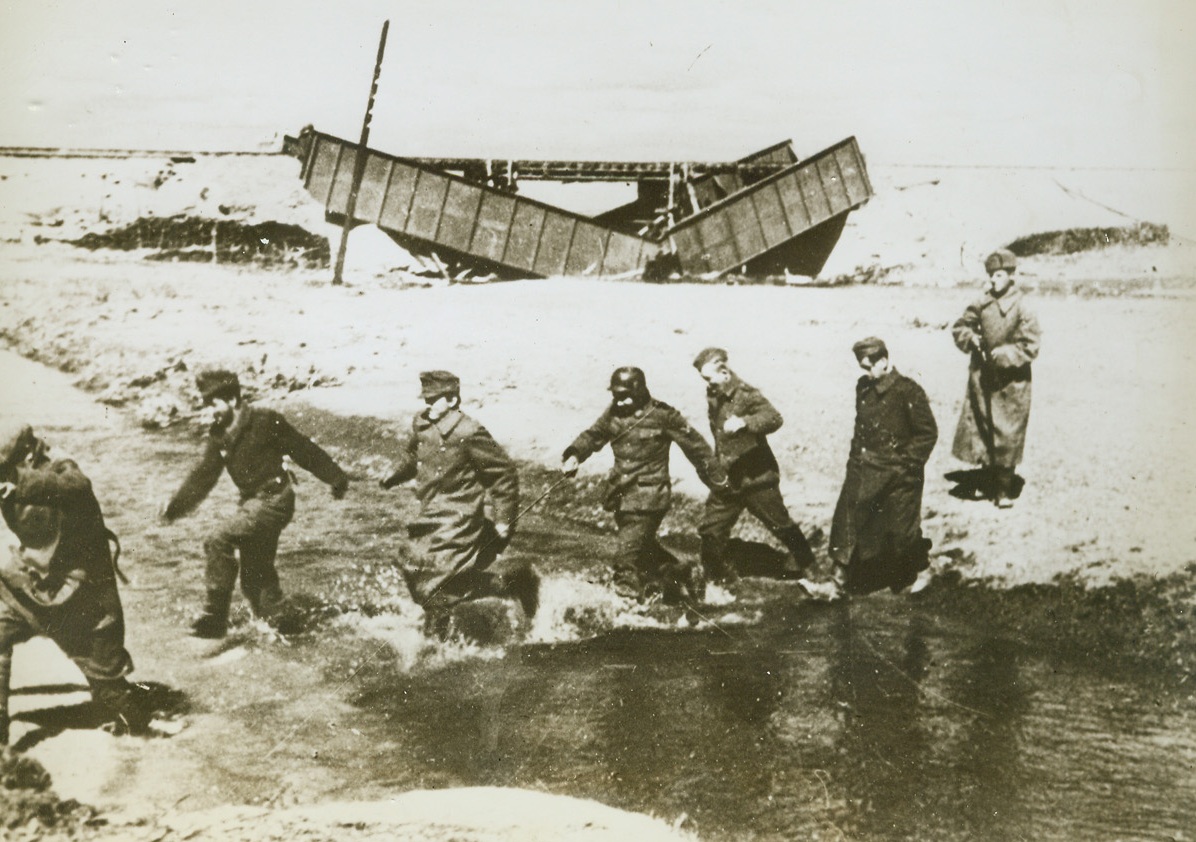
<box><xmin>283</xmin><ymin>126</ymin><xmax>873</xmax><ymax>280</ymax></box>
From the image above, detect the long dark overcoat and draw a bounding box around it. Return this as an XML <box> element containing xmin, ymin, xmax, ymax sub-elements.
<box><xmin>829</xmin><ymin>369</ymin><xmax>937</xmax><ymax>594</ymax></box>
<box><xmin>382</xmin><ymin>409</ymin><xmax>518</xmax><ymax>571</ymax></box>
<box><xmin>950</xmin><ymin>287</ymin><xmax>1041</xmax><ymax>467</ymax></box>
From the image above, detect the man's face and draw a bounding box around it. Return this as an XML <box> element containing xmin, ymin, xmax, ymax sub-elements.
<box><xmin>699</xmin><ymin>360</ymin><xmax>733</xmax><ymax>389</ymax></box>
<box><xmin>424</xmin><ymin>393</ymin><xmax>457</xmax><ymax>422</ymax></box>
<box><xmin>859</xmin><ymin>354</ymin><xmax>891</xmax><ymax>380</ymax></box>
<box><xmin>202</xmin><ymin>397</ymin><xmax>236</xmax><ymax>430</ymax></box>
<box><xmin>987</xmin><ymin>269</ymin><xmax>1014</xmax><ymax>296</ymax></box>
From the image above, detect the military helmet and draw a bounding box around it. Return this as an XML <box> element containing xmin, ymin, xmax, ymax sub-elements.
<box><xmin>608</xmin><ymin>366</ymin><xmax>647</xmax><ymax>396</ymax></box>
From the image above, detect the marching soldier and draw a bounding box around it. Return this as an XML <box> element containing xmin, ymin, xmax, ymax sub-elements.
<box><xmin>950</xmin><ymin>249</ymin><xmax>1041</xmax><ymax>507</ymax></box>
<box><xmin>562</xmin><ymin>366</ymin><xmax>727</xmax><ymax>602</ymax></box>
<box><xmin>0</xmin><ymin>423</ymin><xmax>150</xmax><ymax>743</ymax></box>
<box><xmin>828</xmin><ymin>338</ymin><xmax>938</xmax><ymax>596</ymax></box>
<box><xmin>380</xmin><ymin>371</ymin><xmax>536</xmax><ymax>619</ymax></box>
<box><xmin>161</xmin><ymin>369</ymin><xmax>350</xmax><ymax>638</ymax></box>
<box><xmin>692</xmin><ymin>347</ymin><xmax>819</xmax><ymax>584</ymax></box>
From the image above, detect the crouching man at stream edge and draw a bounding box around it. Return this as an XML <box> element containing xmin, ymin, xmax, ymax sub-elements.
<box><xmin>379</xmin><ymin>371</ymin><xmax>539</xmax><ymax>628</ymax></box>
<box><xmin>562</xmin><ymin>366</ymin><xmax>728</xmax><ymax>604</ymax></box>
<box><xmin>1</xmin><ymin>423</ymin><xmax>153</xmax><ymax>744</ymax></box>
<box><xmin>161</xmin><ymin>369</ymin><xmax>350</xmax><ymax>639</ymax></box>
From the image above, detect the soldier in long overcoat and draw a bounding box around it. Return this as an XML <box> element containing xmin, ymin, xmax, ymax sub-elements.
<box><xmin>691</xmin><ymin>347</ymin><xmax>818</xmax><ymax>583</ymax></box>
<box><xmin>0</xmin><ymin>423</ymin><xmax>150</xmax><ymax>743</ymax></box>
<box><xmin>950</xmin><ymin>249</ymin><xmax>1041</xmax><ymax>507</ymax></box>
<box><xmin>829</xmin><ymin>338</ymin><xmax>938</xmax><ymax>595</ymax></box>
<box><xmin>562</xmin><ymin>367</ymin><xmax>727</xmax><ymax>602</ymax></box>
<box><xmin>380</xmin><ymin>371</ymin><xmax>533</xmax><ymax>615</ymax></box>
<box><xmin>162</xmin><ymin>369</ymin><xmax>350</xmax><ymax>638</ymax></box>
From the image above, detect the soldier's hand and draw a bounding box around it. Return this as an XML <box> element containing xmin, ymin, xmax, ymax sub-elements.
<box><xmin>0</xmin><ymin>481</ymin><xmax>15</xmax><ymax>500</ymax></box>
<box><xmin>723</xmin><ymin>415</ymin><xmax>747</xmax><ymax>434</ymax></box>
<box><xmin>157</xmin><ymin>501</ymin><xmax>173</xmax><ymax>523</ymax></box>
<box><xmin>331</xmin><ymin>479</ymin><xmax>349</xmax><ymax>500</ymax></box>
<box><xmin>494</xmin><ymin>522</ymin><xmax>511</xmax><ymax>540</ymax></box>
<box><xmin>561</xmin><ymin>455</ymin><xmax>580</xmax><ymax>477</ymax></box>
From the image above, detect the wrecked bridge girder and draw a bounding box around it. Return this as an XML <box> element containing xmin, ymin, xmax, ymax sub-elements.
<box><xmin>284</xmin><ymin>126</ymin><xmax>872</xmax><ymax>279</ymax></box>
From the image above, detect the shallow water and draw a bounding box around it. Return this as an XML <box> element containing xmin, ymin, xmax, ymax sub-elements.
<box><xmin>347</xmin><ymin>593</ymin><xmax>1195</xmax><ymax>841</ymax></box>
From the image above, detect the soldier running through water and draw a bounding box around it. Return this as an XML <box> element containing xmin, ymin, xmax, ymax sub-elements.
<box><xmin>379</xmin><ymin>371</ymin><xmax>539</xmax><ymax>630</ymax></box>
<box><xmin>0</xmin><ymin>423</ymin><xmax>153</xmax><ymax>744</ymax></box>
<box><xmin>562</xmin><ymin>366</ymin><xmax>728</xmax><ymax>603</ymax></box>
<box><xmin>161</xmin><ymin>369</ymin><xmax>350</xmax><ymax>638</ymax></box>
<box><xmin>691</xmin><ymin>347</ymin><xmax>820</xmax><ymax>585</ymax></box>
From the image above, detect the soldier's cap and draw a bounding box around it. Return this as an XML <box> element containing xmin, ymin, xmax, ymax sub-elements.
<box><xmin>852</xmin><ymin>336</ymin><xmax>888</xmax><ymax>360</ymax></box>
<box><xmin>419</xmin><ymin>370</ymin><xmax>461</xmax><ymax>400</ymax></box>
<box><xmin>985</xmin><ymin>248</ymin><xmax>1018</xmax><ymax>275</ymax></box>
<box><xmin>608</xmin><ymin>366</ymin><xmax>647</xmax><ymax>394</ymax></box>
<box><xmin>195</xmin><ymin>369</ymin><xmax>241</xmax><ymax>403</ymax></box>
<box><xmin>0</xmin><ymin>421</ymin><xmax>35</xmax><ymax>469</ymax></box>
<box><xmin>692</xmin><ymin>346</ymin><xmax>729</xmax><ymax>370</ymax></box>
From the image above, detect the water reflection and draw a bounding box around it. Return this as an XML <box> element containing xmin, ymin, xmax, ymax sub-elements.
<box><xmin>355</xmin><ymin>596</ymin><xmax>1195</xmax><ymax>841</ymax></box>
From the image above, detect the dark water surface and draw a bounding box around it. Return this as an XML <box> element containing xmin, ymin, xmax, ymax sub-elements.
<box><xmin>351</xmin><ymin>593</ymin><xmax>1195</xmax><ymax>841</ymax></box>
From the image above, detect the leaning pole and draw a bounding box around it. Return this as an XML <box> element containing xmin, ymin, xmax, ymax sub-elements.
<box><xmin>332</xmin><ymin>20</ymin><xmax>389</xmax><ymax>286</ymax></box>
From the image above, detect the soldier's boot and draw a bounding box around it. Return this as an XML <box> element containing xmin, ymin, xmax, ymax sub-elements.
<box><xmin>500</xmin><ymin>564</ymin><xmax>541</xmax><ymax>619</ymax></box>
<box><xmin>778</xmin><ymin>525</ymin><xmax>818</xmax><ymax>578</ymax></box>
<box><xmin>699</xmin><ymin>538</ymin><xmax>738</xmax><ymax>585</ymax></box>
<box><xmin>994</xmin><ymin>467</ymin><xmax>1016</xmax><ymax>509</ymax></box>
<box><xmin>189</xmin><ymin>590</ymin><xmax>231</xmax><ymax>639</ymax></box>
<box><xmin>91</xmin><ymin>678</ymin><xmax>152</xmax><ymax>736</ymax></box>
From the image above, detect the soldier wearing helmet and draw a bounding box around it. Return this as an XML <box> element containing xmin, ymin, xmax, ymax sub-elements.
<box><xmin>0</xmin><ymin>422</ymin><xmax>150</xmax><ymax>743</ymax></box>
<box><xmin>561</xmin><ymin>367</ymin><xmax>727</xmax><ymax>602</ymax></box>
<box><xmin>161</xmin><ymin>369</ymin><xmax>350</xmax><ymax>638</ymax></box>
<box><xmin>950</xmin><ymin>249</ymin><xmax>1042</xmax><ymax>507</ymax></box>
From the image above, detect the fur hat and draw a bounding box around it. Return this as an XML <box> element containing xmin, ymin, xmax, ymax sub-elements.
<box><xmin>195</xmin><ymin>369</ymin><xmax>241</xmax><ymax>403</ymax></box>
<box><xmin>985</xmin><ymin>248</ymin><xmax>1018</xmax><ymax>275</ymax></box>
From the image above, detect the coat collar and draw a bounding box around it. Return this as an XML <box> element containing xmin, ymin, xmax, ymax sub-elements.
<box><xmin>414</xmin><ymin>407</ymin><xmax>465</xmax><ymax>438</ymax></box>
<box><xmin>212</xmin><ymin>403</ymin><xmax>253</xmax><ymax>450</ymax></box>
<box><xmin>984</xmin><ymin>286</ymin><xmax>1023</xmax><ymax>316</ymax></box>
<box><xmin>860</xmin><ymin>368</ymin><xmax>899</xmax><ymax>395</ymax></box>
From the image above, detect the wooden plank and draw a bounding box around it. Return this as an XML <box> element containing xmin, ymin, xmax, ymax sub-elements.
<box><xmin>796</xmin><ymin>166</ymin><xmax>832</xmax><ymax>223</ymax></box>
<box><xmin>818</xmin><ymin>155</ymin><xmax>852</xmax><ymax>212</ymax></box>
<box><xmin>777</xmin><ymin>170</ymin><xmax>812</xmax><ymax>230</ymax></box>
<box><xmin>603</xmin><ymin>231</ymin><xmax>645</xmax><ymax>275</ymax></box>
<box><xmin>727</xmin><ymin>197</ymin><xmax>766</xmax><ymax>259</ymax></box>
<box><xmin>307</xmin><ymin>139</ymin><xmax>341</xmax><ymax>207</ymax></box>
<box><xmin>751</xmin><ymin>184</ymin><xmax>791</xmax><ymax>248</ymax></box>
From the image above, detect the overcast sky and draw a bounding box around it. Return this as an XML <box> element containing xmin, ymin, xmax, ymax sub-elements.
<box><xmin>1</xmin><ymin>0</ymin><xmax>1192</xmax><ymax>169</ymax></box>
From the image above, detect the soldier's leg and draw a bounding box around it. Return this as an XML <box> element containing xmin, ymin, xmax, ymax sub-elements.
<box><xmin>0</xmin><ymin>608</ymin><xmax>35</xmax><ymax>745</ymax></box>
<box><xmin>197</xmin><ymin>511</ymin><xmax>251</xmax><ymax>637</ymax></box>
<box><xmin>698</xmin><ymin>490</ymin><xmax>745</xmax><ymax>583</ymax></box>
<box><xmin>240</xmin><ymin>528</ymin><xmax>285</xmax><ymax>620</ymax></box>
<box><xmin>744</xmin><ymin>486</ymin><xmax>817</xmax><ymax>575</ymax></box>
<box><xmin>613</xmin><ymin>511</ymin><xmax>661</xmax><ymax>598</ymax></box>
<box><xmin>52</xmin><ymin>583</ymin><xmax>147</xmax><ymax>734</ymax></box>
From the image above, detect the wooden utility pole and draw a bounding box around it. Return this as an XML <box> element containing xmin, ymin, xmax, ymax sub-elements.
<box><xmin>332</xmin><ymin>20</ymin><xmax>389</xmax><ymax>285</ymax></box>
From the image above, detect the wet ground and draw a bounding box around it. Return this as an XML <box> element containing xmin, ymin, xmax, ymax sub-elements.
<box><xmin>3</xmin><ymin>349</ymin><xmax>1194</xmax><ymax>841</ymax></box>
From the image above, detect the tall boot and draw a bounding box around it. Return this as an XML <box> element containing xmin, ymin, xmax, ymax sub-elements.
<box><xmin>189</xmin><ymin>589</ymin><xmax>231</xmax><ymax>639</ymax></box>
<box><xmin>90</xmin><ymin>678</ymin><xmax>151</xmax><ymax>736</ymax></box>
<box><xmin>995</xmin><ymin>467</ymin><xmax>1016</xmax><ymax>508</ymax></box>
<box><xmin>699</xmin><ymin>538</ymin><xmax>738</xmax><ymax>584</ymax></box>
<box><xmin>0</xmin><ymin>646</ymin><xmax>12</xmax><ymax>746</ymax></box>
<box><xmin>778</xmin><ymin>525</ymin><xmax>817</xmax><ymax>577</ymax></box>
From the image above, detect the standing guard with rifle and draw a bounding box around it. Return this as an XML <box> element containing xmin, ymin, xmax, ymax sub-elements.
<box><xmin>0</xmin><ymin>423</ymin><xmax>151</xmax><ymax>744</ymax></box>
<box><xmin>561</xmin><ymin>366</ymin><xmax>728</xmax><ymax>603</ymax></box>
<box><xmin>950</xmin><ymin>248</ymin><xmax>1042</xmax><ymax>508</ymax></box>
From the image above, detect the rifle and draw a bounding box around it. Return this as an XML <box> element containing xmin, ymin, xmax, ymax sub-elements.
<box><xmin>974</xmin><ymin>337</ymin><xmax>1000</xmax><ymax>505</ymax></box>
